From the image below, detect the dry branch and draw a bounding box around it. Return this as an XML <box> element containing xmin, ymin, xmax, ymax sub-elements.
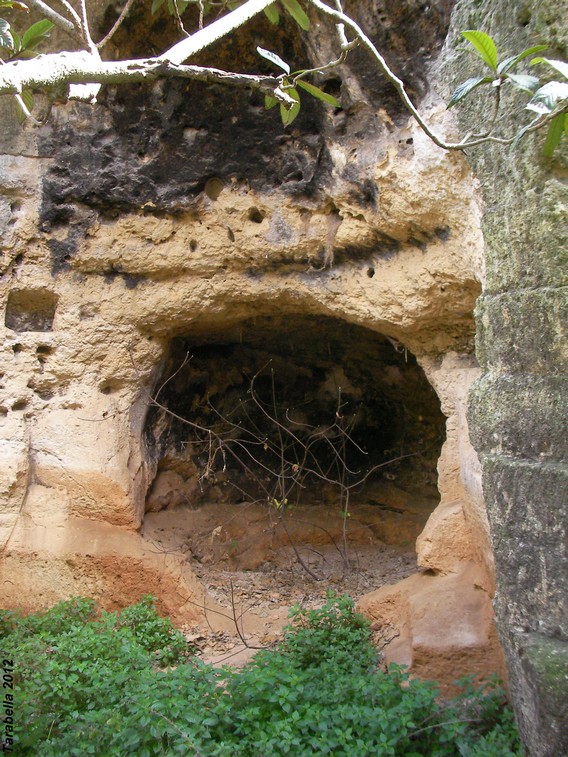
<box><xmin>144</xmin><ymin>355</ymin><xmax>420</xmax><ymax>578</ymax></box>
<box><xmin>0</xmin><ymin>51</ymin><xmax>287</xmax><ymax>99</ymax></box>
<box><xmin>1</xmin><ymin>0</ymin><xmax>561</xmax><ymax>150</ymax></box>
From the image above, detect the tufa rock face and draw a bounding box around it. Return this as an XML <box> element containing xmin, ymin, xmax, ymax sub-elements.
<box><xmin>443</xmin><ymin>0</ymin><xmax>568</xmax><ymax>753</ymax></box>
<box><xmin>37</xmin><ymin>0</ymin><xmax>453</xmax><ymax>221</ymax></box>
<box><xmin>0</xmin><ymin>0</ymin><xmax>504</xmax><ymax>689</ymax></box>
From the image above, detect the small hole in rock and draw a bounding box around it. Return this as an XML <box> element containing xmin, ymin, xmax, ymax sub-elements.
<box><xmin>35</xmin><ymin>389</ymin><xmax>54</xmax><ymax>400</ymax></box>
<box><xmin>248</xmin><ymin>207</ymin><xmax>265</xmax><ymax>224</ymax></box>
<box><xmin>99</xmin><ymin>380</ymin><xmax>121</xmax><ymax>395</ymax></box>
<box><xmin>367</xmin><ymin>267</ymin><xmax>375</xmax><ymax>278</ymax></box>
<box><xmin>517</xmin><ymin>7</ymin><xmax>531</xmax><ymax>25</ymax></box>
<box><xmin>204</xmin><ymin>177</ymin><xmax>225</xmax><ymax>201</ymax></box>
<box><xmin>322</xmin><ymin>77</ymin><xmax>342</xmax><ymax>99</ymax></box>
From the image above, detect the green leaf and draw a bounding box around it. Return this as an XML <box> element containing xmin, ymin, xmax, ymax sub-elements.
<box><xmin>15</xmin><ymin>89</ymin><xmax>33</xmax><ymax>124</ymax></box>
<box><xmin>526</xmin><ymin>80</ymin><xmax>568</xmax><ymax>114</ymax></box>
<box><xmin>21</xmin><ymin>18</ymin><xmax>53</xmax><ymax>50</ymax></box>
<box><xmin>151</xmin><ymin>0</ymin><xmax>165</xmax><ymax>14</ymax></box>
<box><xmin>256</xmin><ymin>45</ymin><xmax>290</xmax><ymax>74</ymax></box>
<box><xmin>497</xmin><ymin>45</ymin><xmax>548</xmax><ymax>74</ymax></box>
<box><xmin>10</xmin><ymin>27</ymin><xmax>20</xmax><ymax>52</ymax></box>
<box><xmin>542</xmin><ymin>113</ymin><xmax>565</xmax><ymax>157</ymax></box>
<box><xmin>505</xmin><ymin>73</ymin><xmax>540</xmax><ymax>93</ymax></box>
<box><xmin>263</xmin><ymin>3</ymin><xmax>279</xmax><ymax>24</ymax></box>
<box><xmin>296</xmin><ymin>79</ymin><xmax>341</xmax><ymax>107</ymax></box>
<box><xmin>461</xmin><ymin>30</ymin><xmax>498</xmax><ymax>70</ymax></box>
<box><xmin>447</xmin><ymin>75</ymin><xmax>491</xmax><ymax>108</ymax></box>
<box><xmin>530</xmin><ymin>57</ymin><xmax>568</xmax><ymax>80</ymax></box>
<box><xmin>0</xmin><ymin>18</ymin><xmax>14</xmax><ymax>49</ymax></box>
<box><xmin>280</xmin><ymin>87</ymin><xmax>300</xmax><ymax>126</ymax></box>
<box><xmin>0</xmin><ymin>0</ymin><xmax>29</xmax><ymax>9</ymax></box>
<box><xmin>264</xmin><ymin>94</ymin><xmax>278</xmax><ymax>109</ymax></box>
<box><xmin>20</xmin><ymin>89</ymin><xmax>32</xmax><ymax>110</ymax></box>
<box><xmin>281</xmin><ymin>0</ymin><xmax>310</xmax><ymax>31</ymax></box>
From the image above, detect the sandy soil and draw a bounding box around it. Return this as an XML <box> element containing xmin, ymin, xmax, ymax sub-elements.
<box><xmin>141</xmin><ymin>494</ymin><xmax>428</xmax><ymax>666</ymax></box>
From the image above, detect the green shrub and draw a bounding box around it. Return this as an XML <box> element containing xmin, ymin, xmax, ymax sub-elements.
<box><xmin>277</xmin><ymin>591</ymin><xmax>376</xmax><ymax>671</ymax></box>
<box><xmin>225</xmin><ymin>654</ymin><xmax>440</xmax><ymax>755</ymax></box>
<box><xmin>0</xmin><ymin>596</ymin><xmax>96</xmax><ymax>640</ymax></box>
<box><xmin>6</xmin><ymin>592</ymin><xmax>523</xmax><ymax>756</ymax></box>
<box><xmin>39</xmin><ymin>662</ymin><xmax>229</xmax><ymax>756</ymax></box>
<box><xmin>113</xmin><ymin>593</ymin><xmax>188</xmax><ymax>665</ymax></box>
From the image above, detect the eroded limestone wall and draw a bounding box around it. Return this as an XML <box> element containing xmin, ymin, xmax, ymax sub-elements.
<box><xmin>0</xmin><ymin>0</ymin><xmax>502</xmax><ymax>685</ymax></box>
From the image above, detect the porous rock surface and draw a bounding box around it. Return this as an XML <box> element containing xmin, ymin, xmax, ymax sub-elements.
<box><xmin>0</xmin><ymin>0</ymin><xmax>503</xmax><ymax>687</ymax></box>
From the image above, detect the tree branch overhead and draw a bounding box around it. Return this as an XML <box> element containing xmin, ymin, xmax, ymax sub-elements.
<box><xmin>0</xmin><ymin>0</ymin><xmax>564</xmax><ymax>151</ymax></box>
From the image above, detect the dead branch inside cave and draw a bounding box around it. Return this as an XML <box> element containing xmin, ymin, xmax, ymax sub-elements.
<box><xmin>142</xmin><ymin>320</ymin><xmax>445</xmax><ymax>580</ymax></box>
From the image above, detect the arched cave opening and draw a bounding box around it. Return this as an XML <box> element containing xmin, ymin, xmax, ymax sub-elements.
<box><xmin>142</xmin><ymin>315</ymin><xmax>446</xmax><ymax>593</ymax></box>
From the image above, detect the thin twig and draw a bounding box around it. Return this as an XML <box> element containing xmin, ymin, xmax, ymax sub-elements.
<box><xmin>21</xmin><ymin>0</ymin><xmax>81</xmax><ymax>40</ymax></box>
<box><xmin>408</xmin><ymin>718</ymin><xmax>481</xmax><ymax>739</ymax></box>
<box><xmin>310</xmin><ymin>0</ymin><xmax>566</xmax><ymax>150</ymax></box>
<box><xmin>50</xmin><ymin>0</ymin><xmax>82</xmax><ymax>28</ymax></box>
<box><xmin>280</xmin><ymin>519</ymin><xmax>323</xmax><ymax>581</ymax></box>
<box><xmin>171</xmin><ymin>0</ymin><xmax>191</xmax><ymax>38</ymax></box>
<box><xmin>291</xmin><ymin>40</ymin><xmax>358</xmax><ymax>86</ymax></box>
<box><xmin>152</xmin><ymin>351</ymin><xmax>192</xmax><ymax>404</ymax></box>
<box><xmin>229</xmin><ymin>580</ymin><xmax>265</xmax><ymax>649</ymax></box>
<box><xmin>96</xmin><ymin>0</ymin><xmax>138</xmax><ymax>49</ymax></box>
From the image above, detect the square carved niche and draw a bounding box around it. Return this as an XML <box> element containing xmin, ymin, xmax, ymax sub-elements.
<box><xmin>5</xmin><ymin>288</ymin><xmax>59</xmax><ymax>332</ymax></box>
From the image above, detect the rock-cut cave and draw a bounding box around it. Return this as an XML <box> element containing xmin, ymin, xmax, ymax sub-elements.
<box><xmin>142</xmin><ymin>315</ymin><xmax>446</xmax><ymax>578</ymax></box>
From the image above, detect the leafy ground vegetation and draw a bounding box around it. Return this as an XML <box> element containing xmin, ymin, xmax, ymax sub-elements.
<box><xmin>2</xmin><ymin>593</ymin><xmax>522</xmax><ymax>756</ymax></box>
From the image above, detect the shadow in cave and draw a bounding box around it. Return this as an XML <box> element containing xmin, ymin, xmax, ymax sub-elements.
<box><xmin>142</xmin><ymin>315</ymin><xmax>446</xmax><ymax>588</ymax></box>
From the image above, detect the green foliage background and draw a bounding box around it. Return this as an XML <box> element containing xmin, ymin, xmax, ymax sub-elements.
<box><xmin>1</xmin><ymin>593</ymin><xmax>522</xmax><ymax>755</ymax></box>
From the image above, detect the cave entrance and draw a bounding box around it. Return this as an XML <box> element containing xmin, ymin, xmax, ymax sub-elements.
<box><xmin>142</xmin><ymin>315</ymin><xmax>445</xmax><ymax>596</ymax></box>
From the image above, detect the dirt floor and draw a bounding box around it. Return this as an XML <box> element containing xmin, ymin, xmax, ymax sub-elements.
<box><xmin>141</xmin><ymin>477</ymin><xmax>437</xmax><ymax>666</ymax></box>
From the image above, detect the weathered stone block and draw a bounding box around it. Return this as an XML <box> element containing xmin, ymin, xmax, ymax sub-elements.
<box><xmin>469</xmin><ymin>374</ymin><xmax>568</xmax><ymax>462</ymax></box>
<box><xmin>502</xmin><ymin>631</ymin><xmax>568</xmax><ymax>757</ymax></box>
<box><xmin>474</xmin><ymin>289</ymin><xmax>568</xmax><ymax>375</ymax></box>
<box><xmin>481</xmin><ymin>456</ymin><xmax>567</xmax><ymax>639</ymax></box>
<box><xmin>480</xmin><ymin>177</ymin><xmax>568</xmax><ymax>295</ymax></box>
<box><xmin>446</xmin><ymin>3</ymin><xmax>568</xmax><ymax>735</ymax></box>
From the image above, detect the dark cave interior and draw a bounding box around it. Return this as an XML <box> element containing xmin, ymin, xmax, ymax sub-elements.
<box><xmin>144</xmin><ymin>315</ymin><xmax>446</xmax><ymax>520</ymax></box>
